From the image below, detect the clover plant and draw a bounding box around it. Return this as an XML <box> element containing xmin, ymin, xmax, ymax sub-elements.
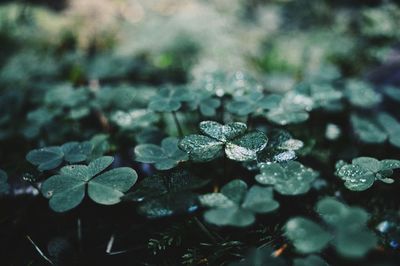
<box><xmin>265</xmin><ymin>91</ymin><xmax>313</xmax><ymax>125</ymax></box>
<box><xmin>285</xmin><ymin>197</ymin><xmax>377</xmax><ymax>258</ymax></box>
<box><xmin>226</xmin><ymin>91</ymin><xmax>281</xmax><ymax>116</ymax></box>
<box><xmin>345</xmin><ymin>80</ymin><xmax>382</xmax><ymax>108</ymax></box>
<box><xmin>179</xmin><ymin>121</ymin><xmax>268</xmax><ymax>162</ymax></box>
<box><xmin>41</xmin><ymin>156</ymin><xmax>137</xmax><ymax>212</ymax></box>
<box><xmin>255</xmin><ymin>161</ymin><xmax>318</xmax><ymax>195</ymax></box>
<box><xmin>186</xmin><ymin>90</ymin><xmax>221</xmax><ymax>117</ymax></box>
<box><xmin>134</xmin><ymin>137</ymin><xmax>188</xmax><ymax>170</ymax></box>
<box><xmin>335</xmin><ymin>157</ymin><xmax>400</xmax><ymax>191</ymax></box>
<box><xmin>199</xmin><ymin>179</ymin><xmax>279</xmax><ymax>227</ymax></box>
<box><xmin>148</xmin><ymin>87</ymin><xmax>195</xmax><ymax>113</ymax></box>
<box><xmin>26</xmin><ymin>141</ymin><xmax>94</xmax><ymax>171</ymax></box>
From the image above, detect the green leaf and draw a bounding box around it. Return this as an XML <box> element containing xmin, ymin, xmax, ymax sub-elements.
<box><xmin>179</xmin><ymin>134</ymin><xmax>224</xmax><ymax>162</ymax></box>
<box><xmin>350</xmin><ymin>114</ymin><xmax>387</xmax><ymax>144</ymax></box>
<box><xmin>293</xmin><ymin>255</ymin><xmax>328</xmax><ymax>266</ymax></box>
<box><xmin>201</xmin><ymin>180</ymin><xmax>279</xmax><ymax>227</ymax></box>
<box><xmin>352</xmin><ymin>157</ymin><xmax>381</xmax><ymax>173</ymax></box>
<box><xmin>134</xmin><ymin>137</ymin><xmax>188</xmax><ymax>170</ymax></box>
<box><xmin>256</xmin><ymin>161</ymin><xmax>318</xmax><ymax>195</ymax></box>
<box><xmin>241</xmin><ymin>186</ymin><xmax>279</xmax><ymax>213</ymax></box>
<box><xmin>383</xmin><ymin>86</ymin><xmax>400</xmax><ymax>102</ymax></box>
<box><xmin>225</xmin><ymin>131</ymin><xmax>268</xmax><ymax>162</ymax></box>
<box><xmin>88</xmin><ymin>167</ymin><xmax>138</xmax><ymax>205</ymax></box>
<box><xmin>41</xmin><ymin>157</ymin><xmax>137</xmax><ymax>212</ymax></box>
<box><xmin>61</xmin><ymin>141</ymin><xmax>93</xmax><ymax>163</ymax></box>
<box><xmin>285</xmin><ymin>217</ymin><xmax>331</xmax><ymax>253</ymax></box>
<box><xmin>334</xmin><ymin>229</ymin><xmax>377</xmax><ymax>258</ymax></box>
<box><xmin>204</xmin><ymin>206</ymin><xmax>255</xmax><ymax>227</ymax></box>
<box><xmin>88</xmin><ymin>156</ymin><xmax>114</xmax><ymax>177</ymax></box>
<box><xmin>221</xmin><ymin>179</ymin><xmax>248</xmax><ymax>204</ymax></box>
<box><xmin>26</xmin><ymin>146</ymin><xmax>64</xmax><ymax>171</ymax></box>
<box><xmin>345</xmin><ymin>80</ymin><xmax>382</xmax><ymax>108</ymax></box>
<box><xmin>41</xmin><ymin>174</ymin><xmax>86</xmax><ymax>212</ymax></box>
<box><xmin>336</xmin><ymin>157</ymin><xmax>399</xmax><ymax>191</ymax></box>
<box><xmin>199</xmin><ymin>121</ymin><xmax>247</xmax><ymax>142</ymax></box>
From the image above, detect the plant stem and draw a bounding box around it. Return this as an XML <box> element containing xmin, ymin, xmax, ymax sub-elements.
<box><xmin>193</xmin><ymin>216</ymin><xmax>218</xmax><ymax>243</ymax></box>
<box><xmin>172</xmin><ymin>111</ymin><xmax>184</xmax><ymax>137</ymax></box>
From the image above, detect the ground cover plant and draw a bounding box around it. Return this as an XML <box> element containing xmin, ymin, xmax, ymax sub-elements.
<box><xmin>1</xmin><ymin>0</ymin><xmax>400</xmax><ymax>265</ymax></box>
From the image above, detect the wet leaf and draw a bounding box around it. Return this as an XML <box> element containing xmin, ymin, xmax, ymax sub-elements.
<box><xmin>135</xmin><ymin>137</ymin><xmax>188</xmax><ymax>170</ymax></box>
<box><xmin>256</xmin><ymin>161</ymin><xmax>318</xmax><ymax>195</ymax></box>
<box><xmin>336</xmin><ymin>157</ymin><xmax>400</xmax><ymax>191</ymax></box>
<box><xmin>41</xmin><ymin>156</ymin><xmax>137</xmax><ymax>212</ymax></box>
<box><xmin>180</xmin><ymin>121</ymin><xmax>267</xmax><ymax>162</ymax></box>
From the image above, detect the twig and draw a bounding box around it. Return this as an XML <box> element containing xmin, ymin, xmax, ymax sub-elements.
<box><xmin>26</xmin><ymin>235</ymin><xmax>54</xmax><ymax>265</ymax></box>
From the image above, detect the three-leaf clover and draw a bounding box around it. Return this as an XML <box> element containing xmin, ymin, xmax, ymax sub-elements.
<box><xmin>186</xmin><ymin>90</ymin><xmax>221</xmax><ymax>117</ymax></box>
<box><xmin>200</xmin><ymin>179</ymin><xmax>279</xmax><ymax>227</ymax></box>
<box><xmin>285</xmin><ymin>197</ymin><xmax>377</xmax><ymax>258</ymax></box>
<box><xmin>41</xmin><ymin>156</ymin><xmax>137</xmax><ymax>212</ymax></box>
<box><xmin>134</xmin><ymin>137</ymin><xmax>188</xmax><ymax>170</ymax></box>
<box><xmin>335</xmin><ymin>157</ymin><xmax>400</xmax><ymax>191</ymax></box>
<box><xmin>255</xmin><ymin>161</ymin><xmax>318</xmax><ymax>195</ymax></box>
<box><xmin>148</xmin><ymin>87</ymin><xmax>195</xmax><ymax>112</ymax></box>
<box><xmin>345</xmin><ymin>80</ymin><xmax>382</xmax><ymax>108</ymax></box>
<box><xmin>265</xmin><ymin>91</ymin><xmax>313</xmax><ymax>125</ymax></box>
<box><xmin>179</xmin><ymin>121</ymin><xmax>268</xmax><ymax>162</ymax></box>
<box><xmin>0</xmin><ymin>169</ymin><xmax>9</xmax><ymax>195</ymax></box>
<box><xmin>123</xmin><ymin>170</ymin><xmax>208</xmax><ymax>218</ymax></box>
<box><xmin>26</xmin><ymin>141</ymin><xmax>93</xmax><ymax>171</ymax></box>
<box><xmin>226</xmin><ymin>91</ymin><xmax>281</xmax><ymax>116</ymax></box>
<box><xmin>350</xmin><ymin>112</ymin><xmax>400</xmax><ymax>148</ymax></box>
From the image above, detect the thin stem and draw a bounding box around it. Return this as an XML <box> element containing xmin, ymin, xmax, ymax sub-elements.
<box><xmin>172</xmin><ymin>111</ymin><xmax>184</xmax><ymax>137</ymax></box>
<box><xmin>77</xmin><ymin>218</ymin><xmax>82</xmax><ymax>252</ymax></box>
<box><xmin>193</xmin><ymin>216</ymin><xmax>219</xmax><ymax>243</ymax></box>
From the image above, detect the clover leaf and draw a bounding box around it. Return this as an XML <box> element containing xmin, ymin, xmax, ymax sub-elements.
<box><xmin>134</xmin><ymin>137</ymin><xmax>188</xmax><ymax>170</ymax></box>
<box><xmin>376</xmin><ymin>112</ymin><xmax>400</xmax><ymax>148</ymax></box>
<box><xmin>335</xmin><ymin>157</ymin><xmax>400</xmax><ymax>191</ymax></box>
<box><xmin>345</xmin><ymin>80</ymin><xmax>382</xmax><ymax>108</ymax></box>
<box><xmin>293</xmin><ymin>255</ymin><xmax>328</xmax><ymax>266</ymax></box>
<box><xmin>148</xmin><ymin>87</ymin><xmax>195</xmax><ymax>112</ymax></box>
<box><xmin>285</xmin><ymin>217</ymin><xmax>332</xmax><ymax>253</ymax></box>
<box><xmin>383</xmin><ymin>86</ymin><xmax>400</xmax><ymax>102</ymax></box>
<box><xmin>285</xmin><ymin>197</ymin><xmax>377</xmax><ymax>258</ymax></box>
<box><xmin>265</xmin><ymin>91</ymin><xmax>313</xmax><ymax>125</ymax></box>
<box><xmin>255</xmin><ymin>161</ymin><xmax>318</xmax><ymax>195</ymax></box>
<box><xmin>0</xmin><ymin>169</ymin><xmax>9</xmax><ymax>195</ymax></box>
<box><xmin>200</xmin><ymin>179</ymin><xmax>279</xmax><ymax>227</ymax></box>
<box><xmin>186</xmin><ymin>90</ymin><xmax>221</xmax><ymax>116</ymax></box>
<box><xmin>226</xmin><ymin>91</ymin><xmax>281</xmax><ymax>116</ymax></box>
<box><xmin>123</xmin><ymin>170</ymin><xmax>208</xmax><ymax>218</ymax></box>
<box><xmin>258</xmin><ymin>130</ymin><xmax>303</xmax><ymax>163</ymax></box>
<box><xmin>26</xmin><ymin>141</ymin><xmax>93</xmax><ymax>171</ymax></box>
<box><xmin>41</xmin><ymin>156</ymin><xmax>137</xmax><ymax>212</ymax></box>
<box><xmin>179</xmin><ymin>121</ymin><xmax>268</xmax><ymax>162</ymax></box>
<box><xmin>350</xmin><ymin>114</ymin><xmax>387</xmax><ymax>144</ymax></box>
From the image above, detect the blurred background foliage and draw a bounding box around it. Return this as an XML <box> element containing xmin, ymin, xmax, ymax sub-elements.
<box><xmin>1</xmin><ymin>1</ymin><xmax>400</xmax><ymax>264</ymax></box>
